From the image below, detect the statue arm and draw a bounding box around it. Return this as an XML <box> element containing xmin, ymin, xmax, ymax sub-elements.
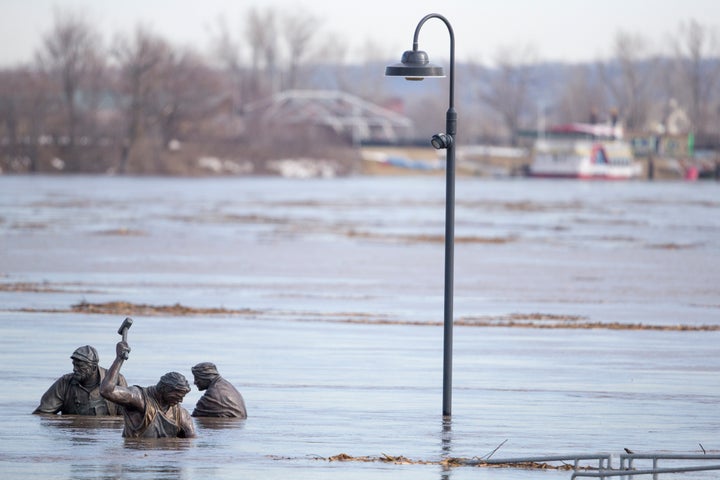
<box><xmin>100</xmin><ymin>341</ymin><xmax>144</xmax><ymax>411</ymax></box>
<box><xmin>178</xmin><ymin>408</ymin><xmax>196</xmax><ymax>438</ymax></box>
<box><xmin>32</xmin><ymin>376</ymin><xmax>67</xmax><ymax>414</ymax></box>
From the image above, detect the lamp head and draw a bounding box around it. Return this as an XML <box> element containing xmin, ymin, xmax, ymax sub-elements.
<box><xmin>385</xmin><ymin>49</ymin><xmax>445</xmax><ymax>81</ymax></box>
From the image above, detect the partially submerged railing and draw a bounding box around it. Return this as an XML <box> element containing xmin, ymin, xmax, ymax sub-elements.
<box><xmin>621</xmin><ymin>453</ymin><xmax>720</xmax><ymax>470</ymax></box>
<box><xmin>570</xmin><ymin>453</ymin><xmax>720</xmax><ymax>479</ymax></box>
<box><xmin>571</xmin><ymin>464</ymin><xmax>720</xmax><ymax>479</ymax></box>
<box><xmin>459</xmin><ymin>452</ymin><xmax>720</xmax><ymax>479</ymax></box>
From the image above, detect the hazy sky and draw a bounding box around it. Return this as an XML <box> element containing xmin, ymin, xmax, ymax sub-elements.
<box><xmin>1</xmin><ymin>0</ymin><xmax>718</xmax><ymax>67</ymax></box>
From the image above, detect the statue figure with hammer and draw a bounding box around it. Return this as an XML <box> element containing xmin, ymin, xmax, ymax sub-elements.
<box><xmin>33</xmin><ymin>343</ymin><xmax>127</xmax><ymax>416</ymax></box>
<box><xmin>100</xmin><ymin>318</ymin><xmax>196</xmax><ymax>438</ymax></box>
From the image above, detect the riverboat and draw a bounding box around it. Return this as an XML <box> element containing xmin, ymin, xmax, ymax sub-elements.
<box><xmin>528</xmin><ymin>123</ymin><xmax>642</xmax><ymax>179</ymax></box>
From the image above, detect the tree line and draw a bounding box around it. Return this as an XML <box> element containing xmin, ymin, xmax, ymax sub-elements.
<box><xmin>0</xmin><ymin>7</ymin><xmax>719</xmax><ymax>174</ymax></box>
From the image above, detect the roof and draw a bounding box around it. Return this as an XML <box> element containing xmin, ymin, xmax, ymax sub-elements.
<box><xmin>242</xmin><ymin>90</ymin><xmax>414</xmax><ymax>144</ymax></box>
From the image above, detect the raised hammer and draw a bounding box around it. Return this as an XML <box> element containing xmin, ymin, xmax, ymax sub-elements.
<box><xmin>117</xmin><ymin>317</ymin><xmax>133</xmax><ymax>360</ymax></box>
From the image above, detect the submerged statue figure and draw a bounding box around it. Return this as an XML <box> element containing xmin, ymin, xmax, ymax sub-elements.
<box><xmin>191</xmin><ymin>362</ymin><xmax>247</xmax><ymax>418</ymax></box>
<box><xmin>100</xmin><ymin>341</ymin><xmax>195</xmax><ymax>438</ymax></box>
<box><xmin>33</xmin><ymin>345</ymin><xmax>127</xmax><ymax>415</ymax></box>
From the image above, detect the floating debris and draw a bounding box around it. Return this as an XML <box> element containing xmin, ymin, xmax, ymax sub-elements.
<box><xmin>0</xmin><ymin>282</ymin><xmax>65</xmax><ymax>293</ymax></box>
<box><xmin>0</xmin><ymin>282</ymin><xmax>101</xmax><ymax>293</ymax></box>
<box><xmin>289</xmin><ymin>453</ymin><xmax>589</xmax><ymax>470</ymax></box>
<box><xmin>8</xmin><ymin>300</ymin><xmax>718</xmax><ymax>331</ymax></box>
<box><xmin>344</xmin><ymin>229</ymin><xmax>517</xmax><ymax>244</ymax></box>
<box><xmin>70</xmin><ymin>301</ymin><xmax>259</xmax><ymax>316</ymax></box>
<box><xmin>94</xmin><ymin>228</ymin><xmax>146</xmax><ymax>236</ymax></box>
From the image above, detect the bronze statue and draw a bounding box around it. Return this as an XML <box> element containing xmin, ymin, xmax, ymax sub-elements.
<box><xmin>33</xmin><ymin>345</ymin><xmax>127</xmax><ymax>415</ymax></box>
<box><xmin>100</xmin><ymin>341</ymin><xmax>196</xmax><ymax>438</ymax></box>
<box><xmin>191</xmin><ymin>362</ymin><xmax>247</xmax><ymax>418</ymax></box>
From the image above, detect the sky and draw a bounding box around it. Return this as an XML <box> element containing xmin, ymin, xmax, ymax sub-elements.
<box><xmin>1</xmin><ymin>0</ymin><xmax>719</xmax><ymax>67</ymax></box>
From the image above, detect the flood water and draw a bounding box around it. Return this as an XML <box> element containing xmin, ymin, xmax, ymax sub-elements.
<box><xmin>0</xmin><ymin>175</ymin><xmax>719</xmax><ymax>479</ymax></box>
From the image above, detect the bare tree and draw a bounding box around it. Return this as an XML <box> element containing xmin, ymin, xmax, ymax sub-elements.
<box><xmin>112</xmin><ymin>25</ymin><xmax>173</xmax><ymax>173</ymax></box>
<box><xmin>556</xmin><ymin>64</ymin><xmax>608</xmax><ymax>124</ymax></box>
<box><xmin>280</xmin><ymin>8</ymin><xmax>322</xmax><ymax>89</ymax></box>
<box><xmin>461</xmin><ymin>59</ymin><xmax>500</xmax><ymax>143</ymax></box>
<box><xmin>478</xmin><ymin>45</ymin><xmax>538</xmax><ymax>146</ymax></box>
<box><xmin>671</xmin><ymin>18</ymin><xmax>720</xmax><ymax>139</ymax></box>
<box><xmin>152</xmin><ymin>49</ymin><xmax>222</xmax><ymax>151</ymax></box>
<box><xmin>316</xmin><ymin>31</ymin><xmax>349</xmax><ymax>90</ymax></box>
<box><xmin>245</xmin><ymin>7</ymin><xmax>279</xmax><ymax>99</ymax></box>
<box><xmin>340</xmin><ymin>38</ymin><xmax>394</xmax><ymax>102</ymax></box>
<box><xmin>0</xmin><ymin>70</ymin><xmax>21</xmax><ymax>146</ymax></box>
<box><xmin>0</xmin><ymin>68</ymin><xmax>49</xmax><ymax>171</ymax></box>
<box><xmin>210</xmin><ymin>17</ymin><xmax>246</xmax><ymax>112</ymax></box>
<box><xmin>599</xmin><ymin>31</ymin><xmax>657</xmax><ymax>132</ymax></box>
<box><xmin>36</xmin><ymin>9</ymin><xmax>104</xmax><ymax>157</ymax></box>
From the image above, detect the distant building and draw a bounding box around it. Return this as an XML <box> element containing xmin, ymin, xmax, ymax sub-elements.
<box><xmin>241</xmin><ymin>90</ymin><xmax>414</xmax><ymax>146</ymax></box>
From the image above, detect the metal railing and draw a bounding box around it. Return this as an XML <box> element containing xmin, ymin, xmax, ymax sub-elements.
<box><xmin>570</xmin><ymin>453</ymin><xmax>720</xmax><ymax>479</ymax></box>
<box><xmin>571</xmin><ymin>464</ymin><xmax>720</xmax><ymax>479</ymax></box>
<box><xmin>621</xmin><ymin>453</ymin><xmax>720</xmax><ymax>470</ymax></box>
<box><xmin>448</xmin><ymin>452</ymin><xmax>720</xmax><ymax>479</ymax></box>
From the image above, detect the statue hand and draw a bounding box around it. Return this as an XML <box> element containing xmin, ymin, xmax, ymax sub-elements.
<box><xmin>116</xmin><ymin>341</ymin><xmax>131</xmax><ymax>359</ymax></box>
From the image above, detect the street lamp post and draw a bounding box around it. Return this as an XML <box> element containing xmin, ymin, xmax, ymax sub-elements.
<box><xmin>385</xmin><ymin>13</ymin><xmax>456</xmax><ymax>418</ymax></box>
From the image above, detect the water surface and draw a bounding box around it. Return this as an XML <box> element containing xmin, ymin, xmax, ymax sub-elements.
<box><xmin>0</xmin><ymin>176</ymin><xmax>718</xmax><ymax>479</ymax></box>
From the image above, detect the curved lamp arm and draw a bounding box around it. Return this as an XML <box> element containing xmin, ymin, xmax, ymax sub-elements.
<box><xmin>412</xmin><ymin>13</ymin><xmax>455</xmax><ymax>111</ymax></box>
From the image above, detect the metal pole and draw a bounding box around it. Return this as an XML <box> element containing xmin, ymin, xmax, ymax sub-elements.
<box><xmin>411</xmin><ymin>13</ymin><xmax>456</xmax><ymax>418</ymax></box>
<box><xmin>440</xmin><ymin>15</ymin><xmax>456</xmax><ymax>419</ymax></box>
<box><xmin>442</xmin><ymin>108</ymin><xmax>455</xmax><ymax>417</ymax></box>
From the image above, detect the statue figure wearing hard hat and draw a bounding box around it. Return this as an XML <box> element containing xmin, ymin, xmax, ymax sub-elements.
<box><xmin>33</xmin><ymin>345</ymin><xmax>127</xmax><ymax>415</ymax></box>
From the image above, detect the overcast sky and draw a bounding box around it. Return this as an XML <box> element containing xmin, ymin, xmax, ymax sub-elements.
<box><xmin>1</xmin><ymin>0</ymin><xmax>718</xmax><ymax>67</ymax></box>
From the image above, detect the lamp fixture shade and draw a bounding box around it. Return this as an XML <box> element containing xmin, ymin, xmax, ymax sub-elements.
<box><xmin>385</xmin><ymin>49</ymin><xmax>445</xmax><ymax>80</ymax></box>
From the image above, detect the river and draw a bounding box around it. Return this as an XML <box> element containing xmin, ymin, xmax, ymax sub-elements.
<box><xmin>0</xmin><ymin>175</ymin><xmax>718</xmax><ymax>479</ymax></box>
